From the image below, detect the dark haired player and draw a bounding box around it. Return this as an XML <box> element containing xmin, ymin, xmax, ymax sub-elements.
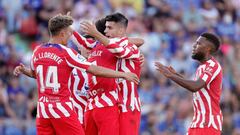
<box><xmin>155</xmin><ymin>33</ymin><xmax>223</xmax><ymax>135</ymax></box>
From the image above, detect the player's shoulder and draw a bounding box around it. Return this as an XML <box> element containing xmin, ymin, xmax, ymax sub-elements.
<box><xmin>59</xmin><ymin>44</ymin><xmax>78</xmax><ymax>54</ymax></box>
<box><xmin>206</xmin><ymin>57</ymin><xmax>221</xmax><ymax>67</ymax></box>
<box><xmin>109</xmin><ymin>37</ymin><xmax>128</xmax><ymax>44</ymax></box>
<box><xmin>205</xmin><ymin>57</ymin><xmax>222</xmax><ymax>73</ymax></box>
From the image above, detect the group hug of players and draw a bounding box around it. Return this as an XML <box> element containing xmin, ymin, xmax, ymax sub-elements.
<box><xmin>14</xmin><ymin>11</ymin><xmax>223</xmax><ymax>135</ymax></box>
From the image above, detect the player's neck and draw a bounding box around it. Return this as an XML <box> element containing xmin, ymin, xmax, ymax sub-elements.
<box><xmin>49</xmin><ymin>37</ymin><xmax>66</xmax><ymax>46</ymax></box>
<box><xmin>200</xmin><ymin>55</ymin><xmax>212</xmax><ymax>63</ymax></box>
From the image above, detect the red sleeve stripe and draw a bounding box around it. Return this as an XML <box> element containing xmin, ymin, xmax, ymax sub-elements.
<box><xmin>63</xmin><ymin>46</ymin><xmax>91</xmax><ymax>71</ymax></box>
<box><xmin>72</xmin><ymin>31</ymin><xmax>95</xmax><ymax>50</ymax></box>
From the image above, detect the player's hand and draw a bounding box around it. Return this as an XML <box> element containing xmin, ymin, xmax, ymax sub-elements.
<box><xmin>13</xmin><ymin>63</ymin><xmax>25</xmax><ymax>76</ymax></box>
<box><xmin>139</xmin><ymin>53</ymin><xmax>145</xmax><ymax>67</ymax></box>
<box><xmin>154</xmin><ymin>62</ymin><xmax>173</xmax><ymax>78</ymax></box>
<box><xmin>123</xmin><ymin>72</ymin><xmax>139</xmax><ymax>84</ymax></box>
<box><xmin>80</xmin><ymin>21</ymin><xmax>97</xmax><ymax>36</ymax></box>
<box><xmin>168</xmin><ymin>66</ymin><xmax>177</xmax><ymax>74</ymax></box>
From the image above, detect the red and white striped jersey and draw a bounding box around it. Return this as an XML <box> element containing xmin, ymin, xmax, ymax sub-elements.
<box><xmin>30</xmin><ymin>43</ymin><xmax>91</xmax><ymax>118</ymax></box>
<box><xmin>106</xmin><ymin>38</ymin><xmax>142</xmax><ymax>113</ymax></box>
<box><xmin>72</xmin><ymin>31</ymin><xmax>120</xmax><ymax>111</ymax></box>
<box><xmin>69</xmin><ymin>68</ymin><xmax>89</xmax><ymax>124</ymax></box>
<box><xmin>190</xmin><ymin>57</ymin><xmax>223</xmax><ymax>131</ymax></box>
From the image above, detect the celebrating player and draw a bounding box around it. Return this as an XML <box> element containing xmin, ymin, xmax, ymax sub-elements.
<box><xmin>14</xmin><ymin>13</ymin><xmax>139</xmax><ymax>135</ymax></box>
<box><xmin>155</xmin><ymin>33</ymin><xmax>223</xmax><ymax>135</ymax></box>
<box><xmin>80</xmin><ymin>12</ymin><xmax>142</xmax><ymax>135</ymax></box>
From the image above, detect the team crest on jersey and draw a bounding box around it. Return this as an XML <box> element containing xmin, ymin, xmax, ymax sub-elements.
<box><xmin>77</xmin><ymin>54</ymin><xmax>86</xmax><ymax>62</ymax></box>
<box><xmin>205</xmin><ymin>67</ymin><xmax>213</xmax><ymax>75</ymax></box>
<box><xmin>75</xmin><ymin>89</ymin><xmax>89</xmax><ymax>97</ymax></box>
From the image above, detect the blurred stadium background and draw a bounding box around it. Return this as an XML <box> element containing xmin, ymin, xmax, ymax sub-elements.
<box><xmin>0</xmin><ymin>0</ymin><xmax>240</xmax><ymax>135</ymax></box>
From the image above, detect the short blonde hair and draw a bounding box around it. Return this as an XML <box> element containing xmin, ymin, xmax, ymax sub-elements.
<box><xmin>48</xmin><ymin>14</ymin><xmax>73</xmax><ymax>36</ymax></box>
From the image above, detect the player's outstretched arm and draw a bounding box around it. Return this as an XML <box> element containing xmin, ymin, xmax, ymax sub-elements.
<box><xmin>13</xmin><ymin>63</ymin><xmax>36</xmax><ymax>78</ymax></box>
<box><xmin>87</xmin><ymin>65</ymin><xmax>139</xmax><ymax>84</ymax></box>
<box><xmin>80</xmin><ymin>21</ymin><xmax>144</xmax><ymax>47</ymax></box>
<box><xmin>155</xmin><ymin>62</ymin><xmax>205</xmax><ymax>92</ymax></box>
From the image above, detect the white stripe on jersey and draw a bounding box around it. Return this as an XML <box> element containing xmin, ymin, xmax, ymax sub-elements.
<box><xmin>101</xmin><ymin>93</ymin><xmax>114</xmax><ymax>106</ymax></box>
<box><xmin>109</xmin><ymin>91</ymin><xmax>118</xmax><ymax>100</ymax></box>
<box><xmin>121</xmin><ymin>59</ymin><xmax>130</xmax><ymax>72</ymax></box>
<box><xmin>197</xmin><ymin>92</ymin><xmax>206</xmax><ymax>128</ymax></box>
<box><xmin>56</xmin><ymin>103</ymin><xmax>70</xmax><ymax>117</ymax></box>
<box><xmin>48</xmin><ymin>104</ymin><xmax>60</xmax><ymax>118</ymax></box>
<box><xmin>129</xmin><ymin>60</ymin><xmax>135</xmax><ymax>69</ymax></box>
<box><xmin>72</xmin><ymin>100</ymin><xmax>84</xmax><ymax>124</ymax></box>
<box><xmin>94</xmin><ymin>96</ymin><xmax>104</xmax><ymax>108</ymax></box>
<box><xmin>122</xmin><ymin>81</ymin><xmax>128</xmax><ymax>112</ymax></box>
<box><xmin>37</xmin><ymin>102</ymin><xmax>40</xmax><ymax>118</ymax></box>
<box><xmin>130</xmin><ymin>82</ymin><xmax>135</xmax><ymax>111</ymax></box>
<box><xmin>191</xmin><ymin>95</ymin><xmax>198</xmax><ymax>127</ymax></box>
<box><xmin>108</xmin><ymin>47</ymin><xmax>124</xmax><ymax>54</ymax></box>
<box><xmin>119</xmin><ymin>59</ymin><xmax>141</xmax><ymax>112</ymax></box>
<box><xmin>109</xmin><ymin>38</ymin><xmax>128</xmax><ymax>45</ymax></box>
<box><xmin>135</xmin><ymin>98</ymin><xmax>140</xmax><ymax>111</ymax></box>
<box><xmin>72</xmin><ymin>69</ymin><xmax>88</xmax><ymax>106</ymax></box>
<box><xmin>202</xmin><ymin>74</ymin><xmax>208</xmax><ymax>82</ymax></box>
<box><xmin>39</xmin><ymin>102</ymin><xmax>49</xmax><ymax>118</ymax></box>
<box><xmin>207</xmin><ymin>62</ymin><xmax>221</xmax><ymax>89</ymax></box>
<box><xmin>119</xmin><ymin>48</ymin><xmax>130</xmax><ymax>58</ymax></box>
<box><xmin>62</xmin><ymin>45</ymin><xmax>91</xmax><ymax>71</ymax></box>
<box><xmin>201</xmin><ymin>88</ymin><xmax>217</xmax><ymax>128</ymax></box>
<box><xmin>126</xmin><ymin>52</ymin><xmax>141</xmax><ymax>59</ymax></box>
<box><xmin>217</xmin><ymin>115</ymin><xmax>222</xmax><ymax>130</ymax></box>
<box><xmin>88</xmin><ymin>99</ymin><xmax>93</xmax><ymax>110</ymax></box>
<box><xmin>138</xmin><ymin>97</ymin><xmax>141</xmax><ymax>109</ymax></box>
<box><xmin>66</xmin><ymin>102</ymin><xmax>73</xmax><ymax>110</ymax></box>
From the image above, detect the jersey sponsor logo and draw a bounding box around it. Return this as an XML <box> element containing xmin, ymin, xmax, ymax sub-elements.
<box><xmin>89</xmin><ymin>50</ymin><xmax>103</xmax><ymax>57</ymax></box>
<box><xmin>205</xmin><ymin>67</ymin><xmax>213</xmax><ymax>75</ymax></box>
<box><xmin>88</xmin><ymin>88</ymin><xmax>104</xmax><ymax>97</ymax></box>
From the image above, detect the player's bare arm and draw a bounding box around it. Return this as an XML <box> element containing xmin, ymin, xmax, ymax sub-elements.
<box><xmin>167</xmin><ymin>66</ymin><xmax>184</xmax><ymax>78</ymax></box>
<box><xmin>87</xmin><ymin>65</ymin><xmax>139</xmax><ymax>84</ymax></box>
<box><xmin>13</xmin><ymin>63</ymin><xmax>36</xmax><ymax>78</ymax></box>
<box><xmin>155</xmin><ymin>62</ymin><xmax>205</xmax><ymax>92</ymax></box>
<box><xmin>80</xmin><ymin>21</ymin><xmax>144</xmax><ymax>47</ymax></box>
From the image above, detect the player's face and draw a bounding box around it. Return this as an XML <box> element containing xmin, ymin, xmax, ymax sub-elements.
<box><xmin>191</xmin><ymin>36</ymin><xmax>208</xmax><ymax>61</ymax></box>
<box><xmin>104</xmin><ymin>21</ymin><xmax>123</xmax><ymax>38</ymax></box>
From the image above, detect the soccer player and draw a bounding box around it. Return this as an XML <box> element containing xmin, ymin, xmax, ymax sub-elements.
<box><xmin>155</xmin><ymin>33</ymin><xmax>223</xmax><ymax>135</ymax></box>
<box><xmin>72</xmin><ymin>16</ymin><xmax>143</xmax><ymax>135</ymax></box>
<box><xmin>14</xmin><ymin>52</ymin><xmax>89</xmax><ymax>128</ymax></box>
<box><xmin>80</xmin><ymin>13</ymin><xmax>142</xmax><ymax>135</ymax></box>
<box><xmin>14</xmin><ymin>14</ymin><xmax>139</xmax><ymax>135</ymax></box>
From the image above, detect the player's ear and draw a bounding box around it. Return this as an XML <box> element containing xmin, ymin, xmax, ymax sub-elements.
<box><xmin>59</xmin><ymin>30</ymin><xmax>65</xmax><ymax>38</ymax></box>
<box><xmin>117</xmin><ymin>27</ymin><xmax>124</xmax><ymax>35</ymax></box>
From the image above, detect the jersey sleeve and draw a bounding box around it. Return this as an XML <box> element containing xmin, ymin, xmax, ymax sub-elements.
<box><xmin>106</xmin><ymin>37</ymin><xmax>140</xmax><ymax>59</ymax></box>
<box><xmin>199</xmin><ymin>62</ymin><xmax>221</xmax><ymax>85</ymax></box>
<box><xmin>64</xmin><ymin>47</ymin><xmax>92</xmax><ymax>72</ymax></box>
<box><xmin>30</xmin><ymin>46</ymin><xmax>40</xmax><ymax>71</ymax></box>
<box><xmin>71</xmin><ymin>31</ymin><xmax>97</xmax><ymax>50</ymax></box>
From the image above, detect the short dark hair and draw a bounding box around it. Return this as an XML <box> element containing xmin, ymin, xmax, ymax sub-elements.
<box><xmin>95</xmin><ymin>18</ymin><xmax>106</xmax><ymax>35</ymax></box>
<box><xmin>48</xmin><ymin>14</ymin><xmax>73</xmax><ymax>36</ymax></box>
<box><xmin>105</xmin><ymin>12</ymin><xmax>128</xmax><ymax>27</ymax></box>
<box><xmin>200</xmin><ymin>32</ymin><xmax>221</xmax><ymax>52</ymax></box>
<box><xmin>83</xmin><ymin>18</ymin><xmax>106</xmax><ymax>38</ymax></box>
